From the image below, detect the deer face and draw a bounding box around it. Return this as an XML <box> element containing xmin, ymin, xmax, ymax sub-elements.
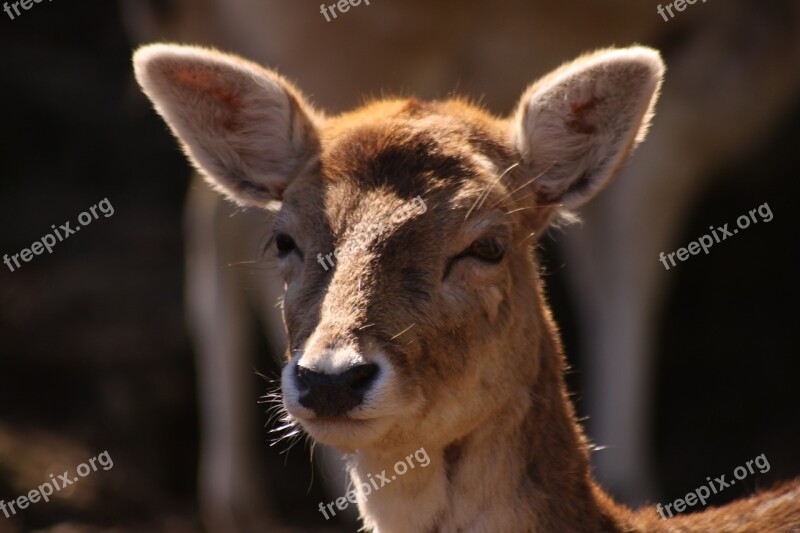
<box><xmin>271</xmin><ymin>104</ymin><xmax>539</xmax><ymax>451</ymax></box>
<box><xmin>134</xmin><ymin>44</ymin><xmax>663</xmax><ymax>452</ymax></box>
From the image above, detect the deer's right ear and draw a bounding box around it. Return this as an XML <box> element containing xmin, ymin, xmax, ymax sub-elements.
<box><xmin>133</xmin><ymin>44</ymin><xmax>322</xmax><ymax>205</ymax></box>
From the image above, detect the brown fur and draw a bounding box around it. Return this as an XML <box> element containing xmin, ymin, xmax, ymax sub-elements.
<box><xmin>133</xmin><ymin>44</ymin><xmax>800</xmax><ymax>532</ymax></box>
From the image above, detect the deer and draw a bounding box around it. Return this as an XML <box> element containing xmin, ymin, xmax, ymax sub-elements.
<box><xmin>122</xmin><ymin>5</ymin><xmax>800</xmax><ymax>528</ymax></box>
<box><xmin>133</xmin><ymin>43</ymin><xmax>800</xmax><ymax>531</ymax></box>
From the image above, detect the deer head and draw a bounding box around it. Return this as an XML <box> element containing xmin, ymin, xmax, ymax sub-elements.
<box><xmin>133</xmin><ymin>44</ymin><xmax>663</xmax><ymax>458</ymax></box>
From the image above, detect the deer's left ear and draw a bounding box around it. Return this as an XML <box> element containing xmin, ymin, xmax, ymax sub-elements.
<box><xmin>511</xmin><ymin>47</ymin><xmax>665</xmax><ymax>209</ymax></box>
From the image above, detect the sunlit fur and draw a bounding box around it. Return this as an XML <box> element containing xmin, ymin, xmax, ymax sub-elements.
<box><xmin>135</xmin><ymin>44</ymin><xmax>800</xmax><ymax>532</ymax></box>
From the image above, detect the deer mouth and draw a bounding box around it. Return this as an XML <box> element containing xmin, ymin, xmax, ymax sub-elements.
<box><xmin>314</xmin><ymin>415</ymin><xmax>364</xmax><ymax>423</ymax></box>
<box><xmin>297</xmin><ymin>412</ymin><xmax>396</xmax><ymax>450</ymax></box>
<box><xmin>303</xmin><ymin>415</ymin><xmax>374</xmax><ymax>429</ymax></box>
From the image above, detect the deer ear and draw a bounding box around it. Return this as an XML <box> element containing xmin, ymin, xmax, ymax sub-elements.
<box><xmin>133</xmin><ymin>44</ymin><xmax>322</xmax><ymax>205</ymax></box>
<box><xmin>511</xmin><ymin>47</ymin><xmax>664</xmax><ymax>209</ymax></box>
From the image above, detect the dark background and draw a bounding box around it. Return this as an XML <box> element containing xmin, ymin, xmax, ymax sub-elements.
<box><xmin>0</xmin><ymin>1</ymin><xmax>798</xmax><ymax>532</ymax></box>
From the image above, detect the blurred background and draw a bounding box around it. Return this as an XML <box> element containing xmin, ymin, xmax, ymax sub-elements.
<box><xmin>0</xmin><ymin>1</ymin><xmax>798</xmax><ymax>532</ymax></box>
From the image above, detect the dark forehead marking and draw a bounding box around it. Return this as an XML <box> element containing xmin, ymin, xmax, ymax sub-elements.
<box><xmin>322</xmin><ymin>105</ymin><xmax>486</xmax><ymax>198</ymax></box>
<box><xmin>326</xmin><ymin>129</ymin><xmax>472</xmax><ymax>197</ymax></box>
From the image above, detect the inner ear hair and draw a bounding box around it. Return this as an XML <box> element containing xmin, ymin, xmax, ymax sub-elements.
<box><xmin>133</xmin><ymin>44</ymin><xmax>323</xmax><ymax>206</ymax></box>
<box><xmin>512</xmin><ymin>46</ymin><xmax>665</xmax><ymax>210</ymax></box>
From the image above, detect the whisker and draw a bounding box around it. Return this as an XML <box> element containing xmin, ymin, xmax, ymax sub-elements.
<box><xmin>227</xmin><ymin>260</ymin><xmax>259</xmax><ymax>267</ymax></box>
<box><xmin>517</xmin><ymin>231</ymin><xmax>540</xmax><ymax>247</ymax></box>
<box><xmin>465</xmin><ymin>162</ymin><xmax>520</xmax><ymax>221</ymax></box>
<box><xmin>390</xmin><ymin>323</ymin><xmax>417</xmax><ymax>340</ymax></box>
<box><xmin>490</xmin><ymin>160</ymin><xmax>556</xmax><ymax>209</ymax></box>
<box><xmin>503</xmin><ymin>205</ymin><xmax>550</xmax><ymax>216</ymax></box>
<box><xmin>501</xmin><ymin>201</ymin><xmax>562</xmax><ymax>224</ymax></box>
<box><xmin>506</xmin><ymin>188</ymin><xmax>562</xmax><ymax>212</ymax></box>
<box><xmin>307</xmin><ymin>441</ymin><xmax>317</xmax><ymax>494</ymax></box>
<box><xmin>474</xmin><ymin>162</ymin><xmax>520</xmax><ymax>214</ymax></box>
<box><xmin>465</xmin><ymin>181</ymin><xmax>494</xmax><ymax>222</ymax></box>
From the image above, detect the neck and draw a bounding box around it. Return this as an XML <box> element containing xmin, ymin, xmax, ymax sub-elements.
<box><xmin>349</xmin><ymin>298</ymin><xmax>633</xmax><ymax>533</ymax></box>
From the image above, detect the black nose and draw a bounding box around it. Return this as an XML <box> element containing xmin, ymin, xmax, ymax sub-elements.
<box><xmin>295</xmin><ymin>363</ymin><xmax>380</xmax><ymax>417</ymax></box>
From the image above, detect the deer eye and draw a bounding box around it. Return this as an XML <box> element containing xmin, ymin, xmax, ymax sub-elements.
<box><xmin>463</xmin><ymin>238</ymin><xmax>506</xmax><ymax>263</ymax></box>
<box><xmin>275</xmin><ymin>233</ymin><xmax>301</xmax><ymax>258</ymax></box>
<box><xmin>444</xmin><ymin>237</ymin><xmax>507</xmax><ymax>279</ymax></box>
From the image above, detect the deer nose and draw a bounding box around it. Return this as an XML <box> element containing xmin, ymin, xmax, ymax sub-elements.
<box><xmin>295</xmin><ymin>363</ymin><xmax>380</xmax><ymax>417</ymax></box>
